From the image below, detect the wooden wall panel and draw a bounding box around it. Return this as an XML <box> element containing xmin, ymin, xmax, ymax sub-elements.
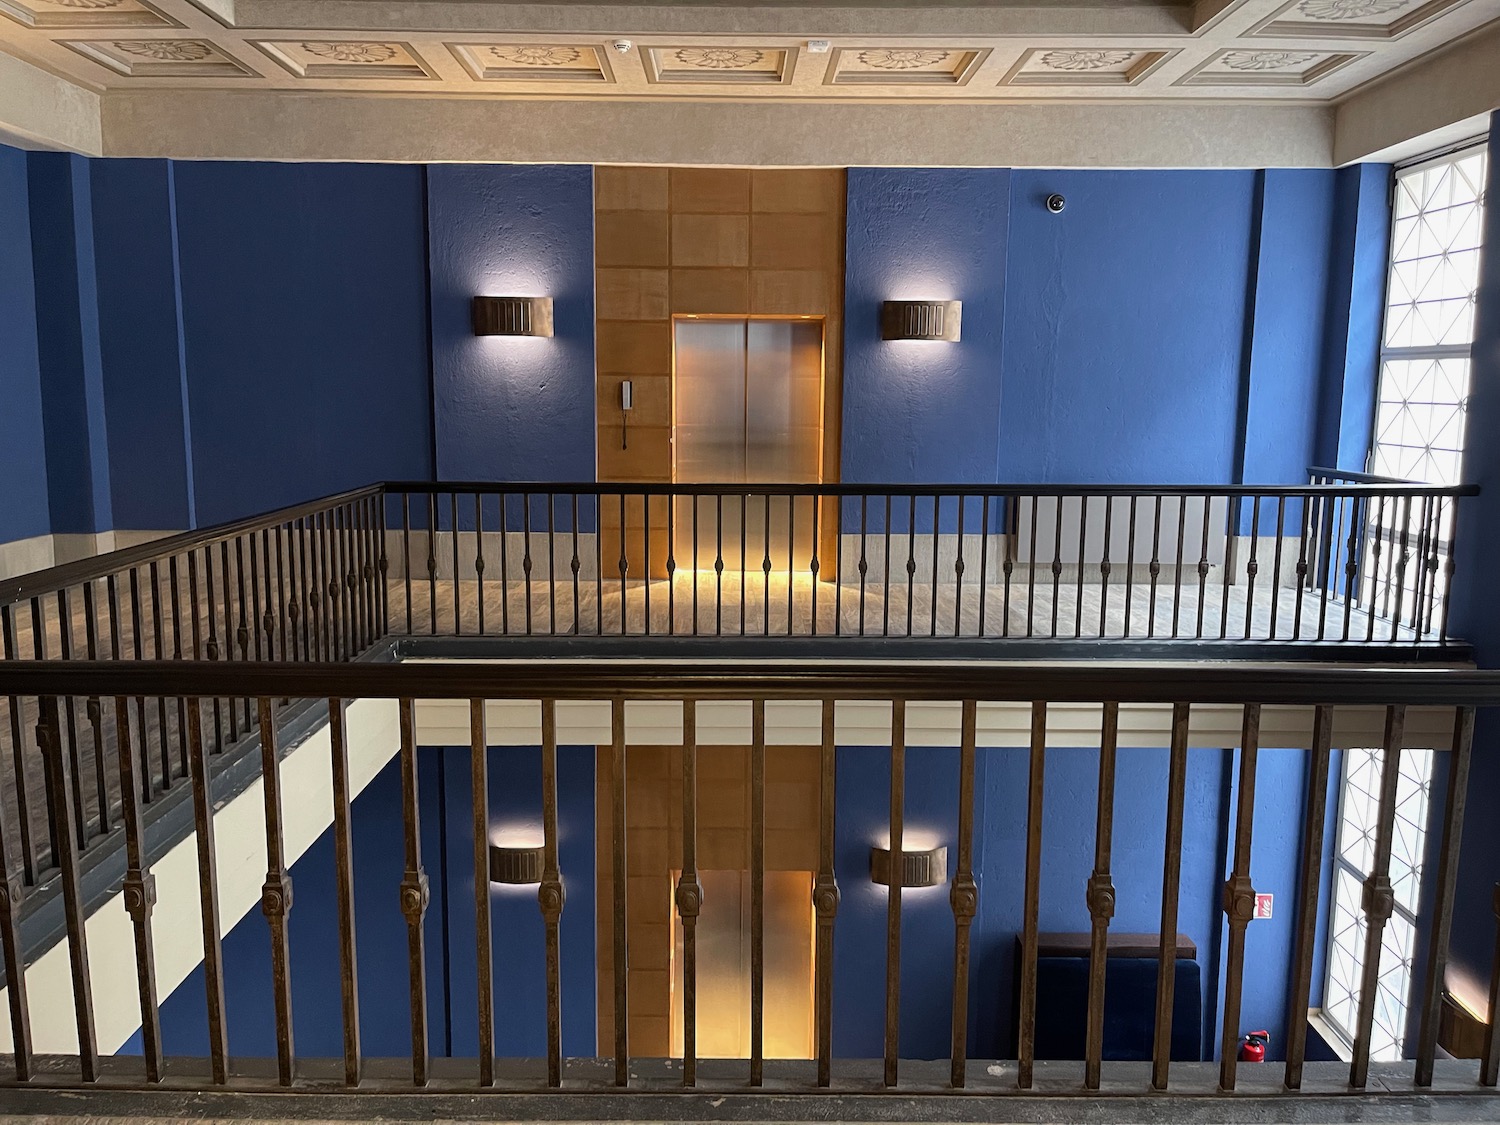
<box><xmin>595</xmin><ymin>166</ymin><xmax>846</xmax><ymax>580</ymax></box>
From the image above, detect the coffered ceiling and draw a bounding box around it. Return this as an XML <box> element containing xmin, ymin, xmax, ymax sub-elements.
<box><xmin>0</xmin><ymin>1</ymin><xmax>1495</xmax><ymax>167</ymax></box>
<box><xmin>1</xmin><ymin>0</ymin><xmax>1495</xmax><ymax>103</ymax></box>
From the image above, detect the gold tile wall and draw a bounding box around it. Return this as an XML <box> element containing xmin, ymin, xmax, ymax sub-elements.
<box><xmin>594</xmin><ymin>166</ymin><xmax>847</xmax><ymax>577</ymax></box>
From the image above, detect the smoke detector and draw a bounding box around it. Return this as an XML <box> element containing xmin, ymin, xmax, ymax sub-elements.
<box><xmin>611</xmin><ymin>39</ymin><xmax>633</xmax><ymax>54</ymax></box>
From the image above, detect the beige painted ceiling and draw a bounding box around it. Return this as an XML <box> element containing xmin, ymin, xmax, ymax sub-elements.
<box><xmin>1</xmin><ymin>0</ymin><xmax>1495</xmax><ymax>104</ymax></box>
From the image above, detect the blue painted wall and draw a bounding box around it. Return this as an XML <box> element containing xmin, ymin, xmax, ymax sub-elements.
<box><xmin>171</xmin><ymin>162</ymin><xmax>434</xmax><ymax>526</ymax></box>
<box><xmin>842</xmin><ymin>169</ymin><xmax>1010</xmax><ymax>490</ymax></box>
<box><xmin>997</xmin><ymin>171</ymin><xmax>1256</xmax><ymax>486</ymax></box>
<box><xmin>1446</xmin><ymin>112</ymin><xmax>1500</xmax><ymax>1020</ymax></box>
<box><xmin>88</xmin><ymin>160</ymin><xmax>195</xmax><ymax>531</ymax></box>
<box><xmin>427</xmin><ymin>165</ymin><xmax>597</xmax><ymax>485</ymax></box>
<box><xmin>27</xmin><ymin>151</ymin><xmax>113</xmax><ymax>536</ymax></box>
<box><xmin>0</xmin><ymin>145</ymin><xmax>50</xmax><ymax>546</ymax></box>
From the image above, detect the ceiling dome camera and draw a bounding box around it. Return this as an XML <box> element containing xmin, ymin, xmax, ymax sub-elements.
<box><xmin>1046</xmin><ymin>193</ymin><xmax>1066</xmax><ymax>213</ymax></box>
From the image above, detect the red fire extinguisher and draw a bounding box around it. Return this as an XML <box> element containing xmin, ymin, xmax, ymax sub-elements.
<box><xmin>1239</xmin><ymin>1030</ymin><xmax>1270</xmax><ymax>1063</ymax></box>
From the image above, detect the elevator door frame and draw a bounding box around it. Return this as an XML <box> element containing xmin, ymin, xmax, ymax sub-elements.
<box><xmin>669</xmin><ymin>314</ymin><xmax>828</xmax><ymax>488</ymax></box>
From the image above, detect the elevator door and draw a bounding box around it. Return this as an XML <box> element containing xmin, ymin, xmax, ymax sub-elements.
<box><xmin>673</xmin><ymin>318</ymin><xmax>822</xmax><ymax>571</ymax></box>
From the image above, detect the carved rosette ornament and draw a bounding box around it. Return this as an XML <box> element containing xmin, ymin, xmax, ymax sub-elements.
<box><xmin>303</xmin><ymin>42</ymin><xmax>400</xmax><ymax>63</ymax></box>
<box><xmin>1039</xmin><ymin>49</ymin><xmax>1134</xmax><ymax>71</ymax></box>
<box><xmin>674</xmin><ymin>47</ymin><xmax>764</xmax><ymax>69</ymax></box>
<box><xmin>1297</xmin><ymin>0</ymin><xmax>1409</xmax><ymax>17</ymax></box>
<box><xmin>114</xmin><ymin>40</ymin><xmax>213</xmax><ymax>61</ymax></box>
<box><xmin>855</xmin><ymin>49</ymin><xmax>950</xmax><ymax>70</ymax></box>
<box><xmin>490</xmin><ymin>46</ymin><xmax>582</xmax><ymax>67</ymax></box>
<box><xmin>1222</xmin><ymin>50</ymin><xmax>1318</xmax><ymax>70</ymax></box>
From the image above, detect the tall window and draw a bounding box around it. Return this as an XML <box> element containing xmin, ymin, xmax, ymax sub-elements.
<box><xmin>1321</xmin><ymin>746</ymin><xmax>1435</xmax><ymax>1060</ymax></box>
<box><xmin>1371</xmin><ymin>145</ymin><xmax>1489</xmax><ymax>485</ymax></box>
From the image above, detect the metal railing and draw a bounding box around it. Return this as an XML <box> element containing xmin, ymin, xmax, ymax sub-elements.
<box><xmin>0</xmin><ymin>476</ymin><xmax>1476</xmax><ymax>904</ymax></box>
<box><xmin>0</xmin><ymin>658</ymin><xmax>1496</xmax><ymax>1099</ymax></box>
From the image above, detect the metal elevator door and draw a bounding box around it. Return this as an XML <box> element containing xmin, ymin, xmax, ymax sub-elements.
<box><xmin>673</xmin><ymin>318</ymin><xmax>823</xmax><ymax>571</ymax></box>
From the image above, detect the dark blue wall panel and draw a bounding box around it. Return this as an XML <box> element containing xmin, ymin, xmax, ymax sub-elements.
<box><xmin>997</xmin><ymin>170</ymin><xmax>1256</xmax><ymax>485</ymax></box>
<box><xmin>0</xmin><ymin>144</ymin><xmax>50</xmax><ymax>546</ymax></box>
<box><xmin>88</xmin><ymin>159</ymin><xmax>194</xmax><ymax>531</ymax></box>
<box><xmin>842</xmin><ymin>168</ymin><xmax>1010</xmax><ymax>489</ymax></box>
<box><xmin>27</xmin><ymin>150</ymin><xmax>113</xmax><ymax>536</ymax></box>
<box><xmin>427</xmin><ymin>165</ymin><xmax>597</xmax><ymax>484</ymax></box>
<box><xmin>171</xmin><ymin>161</ymin><xmax>433</xmax><ymax>526</ymax></box>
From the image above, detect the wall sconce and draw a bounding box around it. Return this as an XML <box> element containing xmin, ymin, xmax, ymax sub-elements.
<box><xmin>870</xmin><ymin>844</ymin><xmax>948</xmax><ymax>888</ymax></box>
<box><xmin>472</xmin><ymin>296</ymin><xmax>554</xmax><ymax>338</ymax></box>
<box><xmin>489</xmin><ymin>844</ymin><xmax>545</xmax><ymax>885</ymax></box>
<box><xmin>881</xmin><ymin>300</ymin><xmax>961</xmax><ymax>342</ymax></box>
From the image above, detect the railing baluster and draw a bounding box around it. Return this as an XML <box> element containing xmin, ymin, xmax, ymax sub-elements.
<box><xmin>858</xmin><ymin>497</ymin><xmax>868</xmax><ymax>636</ymax></box>
<box><xmin>53</xmin><ymin>591</ymin><xmax>86</xmax><ymax>835</ymax></box>
<box><xmin>1350</xmin><ymin>704</ymin><xmax>1406</xmax><ymax>1089</ymax></box>
<box><xmin>1391</xmin><ymin>495</ymin><xmax>1413</xmax><ymax>642</ymax></box>
<box><xmin>1218</xmin><ymin>500</ymin><xmax>1233</xmax><ymax>641</ymax></box>
<box><xmin>257</xmin><ymin>698</ymin><xmax>295</xmax><ymax>1086</ymax></box>
<box><xmin>186</xmin><ymin>695</ymin><xmax>229</xmax><ymax>1083</ymax></box>
<box><xmin>1364</xmin><ymin>495</ymin><xmax>1386</xmax><ymax>644</ymax></box>
<box><xmin>470</xmin><ymin>698</ymin><xmax>493</xmax><ymax>1087</ymax></box>
<box><xmin>751</xmin><ymin>697</ymin><xmax>767</xmax><ymax>1086</ymax></box>
<box><xmin>884</xmin><ymin>698</ymin><xmax>905</xmax><ymax>1088</ymax></box>
<box><xmin>272</xmin><ymin>527</ymin><xmax>287</xmax><ymax>663</ymax></box>
<box><xmin>523</xmin><ymin>493</ymin><xmax>535</xmax><ymax>636</ymax></box>
<box><xmin>667</xmin><ymin>493</ymin><xmax>677</xmax><ymax>636</ymax></box>
<box><xmin>149</xmin><ymin>564</ymin><xmax>170</xmax><ymax>786</ymax></box>
<box><xmin>401</xmin><ymin>496</ymin><xmax>413</xmax><ymax>635</ymax></box>
<box><xmin>1195</xmin><ymin>499</ymin><xmax>1210</xmax><ymax>640</ymax></box>
<box><xmin>815</xmin><ymin>697</ymin><xmax>838</xmax><ymax>1087</ymax></box>
<box><xmin>1268</xmin><ymin>497</ymin><xmax>1285</xmax><ymax>641</ymax></box>
<box><xmin>810</xmin><ymin>495</ymin><xmax>821</xmax><ymax>637</ymax></box>
<box><xmin>955</xmin><ymin>497</ymin><xmax>967</xmax><ymax>639</ymax></box>
<box><xmin>884</xmin><ymin>495</ymin><xmax>894</xmax><ymax>638</ymax></box>
<box><xmin>950</xmin><ymin>698</ymin><xmax>978</xmax><ymax>1088</ymax></box>
<box><xmin>540</xmin><ymin>698</ymin><xmax>565</xmax><ymax>1088</ymax></box>
<box><xmin>1050</xmin><ymin>495</ymin><xmax>1064</xmax><ymax>638</ymax></box>
<box><xmin>793</xmin><ymin>493</ymin><xmax>801</xmax><ymax>638</ymax></box>
<box><xmin>1283</xmin><ymin>704</ymin><xmax>1333</xmax><ymax>1089</ymax></box>
<box><xmin>1293</xmin><ymin>496</ymin><xmax>1310</xmax><ymax>641</ymax></box>
<box><xmin>1124</xmin><ymin>496</ymin><xmax>1137</xmax><ymax>639</ymax></box>
<box><xmin>1</xmin><ymin>605</ymin><xmax>35</xmax><ymax>887</ymax></box>
<box><xmin>327</xmin><ymin>698</ymin><xmax>361</xmax><ymax>1087</ymax></box>
<box><xmin>741</xmin><ymin>495</ymin><xmax>749</xmax><ymax>637</ymax></box>
<box><xmin>38</xmin><ymin>696</ymin><xmax>96</xmax><ymax>1081</ymax></box>
<box><xmin>0</xmin><ymin>669</ymin><xmax>33</xmax><ymax>1080</ymax></box>
<box><xmin>1219</xmin><ymin>703</ymin><xmax>1261</xmax><ymax>1092</ymax></box>
<box><xmin>1171</xmin><ymin>496</ymin><xmax>1186</xmax><ymax>640</ymax></box>
<box><xmin>126</xmin><ymin>573</ymin><xmax>152</xmax><ymax>794</ymax></box>
<box><xmin>223</xmin><ymin>540</ymin><xmax>242</xmax><ymax>740</ymax></box>
<box><xmin>116</xmin><ymin>697</ymin><xmax>163</xmax><ymax>1082</ymax></box>
<box><xmin>1100</xmin><ymin>498</ymin><xmax>1113</xmax><ymax>639</ymax></box>
<box><xmin>977</xmin><ymin>496</ymin><xmax>989</xmax><ymax>638</ymax></box>
<box><xmin>644</xmin><ymin>495</ymin><xmax>653</xmax><ymax>635</ymax></box>
<box><xmin>292</xmin><ymin>519</ymin><xmax>309</xmax><ymax>659</ymax></box>
<box><xmin>1018</xmin><ymin>700</ymin><xmax>1046</xmax><ymax>1089</ymax></box>
<box><xmin>1414</xmin><ymin>706</ymin><xmax>1475</xmax><ymax>1086</ymax></box>
<box><xmin>904</xmin><ymin>494</ymin><xmax>916</xmax><ymax>638</ymax></box>
<box><xmin>1484</xmin><ymin>887</ymin><xmax>1500</xmax><ymax>1086</ymax></box>
<box><xmin>930</xmin><ymin>495</ymin><xmax>940</xmax><ymax>637</ymax></box>
<box><xmin>624</xmin><ymin>493</ymin><xmax>633</xmax><ymax>637</ymax></box>
<box><xmin>1243</xmin><ymin>496</ymin><xmax>1260</xmax><ymax>641</ymax></box>
<box><xmin>715</xmin><ymin>494</ymin><xmax>724</xmax><ymax>637</ymax></box>
<box><xmin>763</xmin><ymin>495</ymin><xmax>772</xmax><ymax>637</ymax></box>
<box><xmin>1084</xmin><ymin>700</ymin><xmax>1120</xmax><ymax>1090</ymax></box>
<box><xmin>549</xmin><ymin>496</ymin><xmax>561</xmax><ymax>636</ymax></box>
<box><xmin>611</xmin><ymin>697</ymin><xmax>629</xmax><ymax>1086</ymax></box>
<box><xmin>1148</xmin><ymin>496</ymin><xmax>1162</xmax><ymax>638</ymax></box>
<box><xmin>499</xmin><ymin>493</ymin><xmax>512</xmax><ymax>637</ymax></box>
<box><xmin>1003</xmin><ymin>498</ymin><xmax>1015</xmax><ymax>638</ymax></box>
<box><xmin>1075</xmin><ymin>496</ymin><xmax>1088</xmax><ymax>639</ymax></box>
<box><xmin>596</xmin><ymin>491</ymin><xmax>606</xmax><ymax>637</ymax></box>
<box><xmin>572</xmin><ymin>494</ymin><xmax>583</xmax><ymax>637</ymax></box>
<box><xmin>1025</xmin><ymin>496</ymin><xmax>1038</xmax><ymax>639</ymax></box>
<box><xmin>1152</xmin><ymin>701</ymin><xmax>1190</xmax><ymax>1091</ymax></box>
<box><xmin>426</xmin><ymin>495</ymin><xmax>438</xmax><ymax>638</ymax></box>
<box><xmin>677</xmin><ymin>698</ymin><xmax>700</xmax><ymax>1086</ymax></box>
<box><xmin>475</xmin><ymin>494</ymin><xmax>487</xmax><ymax>637</ymax></box>
<box><xmin>1342</xmin><ymin>493</ymin><xmax>1362</xmax><ymax>643</ymax></box>
<box><xmin>450</xmin><ymin>493</ymin><xmax>461</xmax><ymax>637</ymax></box>
<box><xmin>397</xmin><ymin>698</ymin><xmax>430</xmax><ymax>1087</ymax></box>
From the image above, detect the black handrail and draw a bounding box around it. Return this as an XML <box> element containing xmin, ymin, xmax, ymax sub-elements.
<box><xmin>4</xmin><ymin>658</ymin><xmax>1500</xmax><ymax>706</ymax></box>
<box><xmin>0</xmin><ymin>485</ymin><xmax>383</xmax><ymax>606</ymax></box>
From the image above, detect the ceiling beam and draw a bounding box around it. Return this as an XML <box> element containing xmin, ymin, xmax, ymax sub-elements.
<box><xmin>1334</xmin><ymin>20</ymin><xmax>1500</xmax><ymax>166</ymax></box>
<box><xmin>0</xmin><ymin>50</ymin><xmax>100</xmax><ymax>155</ymax></box>
<box><xmin>101</xmin><ymin>91</ymin><xmax>1333</xmax><ymax>167</ymax></box>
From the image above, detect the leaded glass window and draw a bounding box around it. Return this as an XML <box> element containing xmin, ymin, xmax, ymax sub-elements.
<box><xmin>1372</xmin><ymin>145</ymin><xmax>1489</xmax><ymax>486</ymax></box>
<box><xmin>1321</xmin><ymin>746</ymin><xmax>1434</xmax><ymax>1060</ymax></box>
